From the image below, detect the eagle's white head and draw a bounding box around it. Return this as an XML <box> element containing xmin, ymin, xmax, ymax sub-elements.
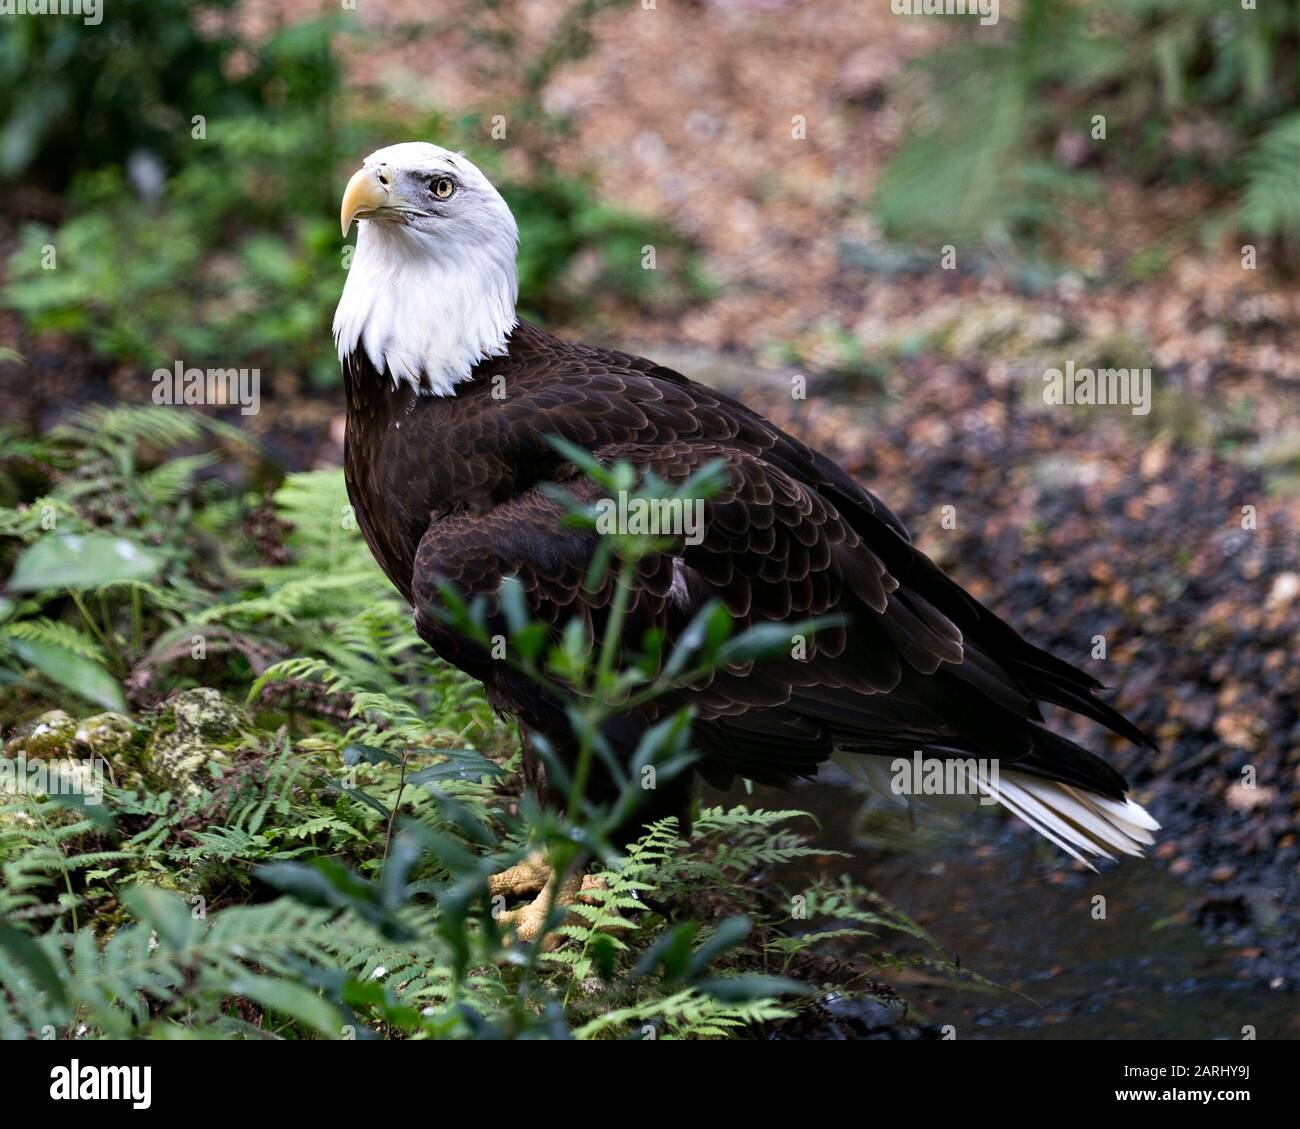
<box><xmin>333</xmin><ymin>142</ymin><xmax>520</xmax><ymax>396</ymax></box>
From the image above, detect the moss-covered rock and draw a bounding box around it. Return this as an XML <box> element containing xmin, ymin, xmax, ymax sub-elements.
<box><xmin>2</xmin><ymin>709</ymin><xmax>135</xmax><ymax>810</ymax></box>
<box><xmin>74</xmin><ymin>712</ymin><xmax>139</xmax><ymax>759</ymax></box>
<box><xmin>4</xmin><ymin>695</ymin><xmax>251</xmax><ymax>798</ymax></box>
<box><xmin>6</xmin><ymin>708</ymin><xmax>142</xmax><ymax>757</ymax></box>
<box><xmin>4</xmin><ymin>709</ymin><xmax>79</xmax><ymax>759</ymax></box>
<box><xmin>143</xmin><ymin>688</ymin><xmax>245</xmax><ymax>798</ymax></box>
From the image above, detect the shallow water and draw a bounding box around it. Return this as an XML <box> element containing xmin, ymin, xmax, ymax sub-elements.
<box><xmin>709</xmin><ymin>773</ymin><xmax>1299</xmax><ymax>1040</ymax></box>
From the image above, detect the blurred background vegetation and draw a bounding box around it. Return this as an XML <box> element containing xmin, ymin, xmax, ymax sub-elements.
<box><xmin>0</xmin><ymin>0</ymin><xmax>1295</xmax><ymax>394</ymax></box>
<box><xmin>875</xmin><ymin>0</ymin><xmax>1300</xmax><ymax>256</ymax></box>
<box><xmin>1</xmin><ymin>0</ymin><xmax>700</xmax><ymax>388</ymax></box>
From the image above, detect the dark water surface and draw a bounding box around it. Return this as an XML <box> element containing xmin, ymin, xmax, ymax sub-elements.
<box><xmin>708</xmin><ymin>773</ymin><xmax>1299</xmax><ymax>1040</ymax></box>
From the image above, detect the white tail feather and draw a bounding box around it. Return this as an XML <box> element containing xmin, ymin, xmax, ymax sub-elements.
<box><xmin>979</xmin><ymin>770</ymin><xmax>1159</xmax><ymax>871</ymax></box>
<box><xmin>830</xmin><ymin>751</ymin><xmax>1160</xmax><ymax>870</ymax></box>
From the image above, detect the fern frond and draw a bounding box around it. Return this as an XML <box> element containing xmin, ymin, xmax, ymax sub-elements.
<box><xmin>574</xmin><ymin>986</ymin><xmax>795</xmax><ymax>1040</ymax></box>
<box><xmin>1240</xmin><ymin>113</ymin><xmax>1300</xmax><ymax>240</ymax></box>
<box><xmin>1</xmin><ymin>618</ymin><xmax>107</xmax><ymax>664</ymax></box>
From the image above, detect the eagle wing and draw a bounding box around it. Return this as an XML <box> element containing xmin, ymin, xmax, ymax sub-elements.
<box><xmin>407</xmin><ymin>336</ymin><xmax>1152</xmax><ymax>799</ymax></box>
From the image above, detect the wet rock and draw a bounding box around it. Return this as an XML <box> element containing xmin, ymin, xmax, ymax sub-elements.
<box><xmin>1195</xmin><ymin>894</ymin><xmax>1249</xmax><ymax>928</ymax></box>
<box><xmin>1242</xmin><ymin>889</ymin><xmax>1284</xmax><ymax>931</ymax></box>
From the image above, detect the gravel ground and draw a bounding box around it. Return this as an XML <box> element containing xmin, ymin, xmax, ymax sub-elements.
<box><xmin>695</xmin><ymin>346</ymin><xmax>1300</xmax><ymax>986</ymax></box>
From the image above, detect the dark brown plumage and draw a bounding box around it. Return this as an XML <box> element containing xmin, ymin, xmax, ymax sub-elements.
<box><xmin>342</xmin><ymin>319</ymin><xmax>1155</xmax><ymax>838</ymax></box>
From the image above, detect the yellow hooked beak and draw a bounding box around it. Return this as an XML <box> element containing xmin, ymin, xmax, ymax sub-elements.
<box><xmin>340</xmin><ymin>166</ymin><xmax>392</xmax><ymax>236</ymax></box>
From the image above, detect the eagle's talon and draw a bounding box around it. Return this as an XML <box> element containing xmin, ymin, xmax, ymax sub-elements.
<box><xmin>491</xmin><ymin>859</ymin><xmax>607</xmax><ymax>948</ymax></box>
<box><xmin>486</xmin><ymin>850</ymin><xmax>552</xmax><ymax>899</ymax></box>
<box><xmin>496</xmin><ymin>897</ymin><xmax>551</xmax><ymax>945</ymax></box>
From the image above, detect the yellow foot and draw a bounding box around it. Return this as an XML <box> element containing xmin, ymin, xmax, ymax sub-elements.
<box><xmin>488</xmin><ymin>853</ymin><xmax>605</xmax><ymax>947</ymax></box>
<box><xmin>486</xmin><ymin>850</ymin><xmax>554</xmax><ymax>899</ymax></box>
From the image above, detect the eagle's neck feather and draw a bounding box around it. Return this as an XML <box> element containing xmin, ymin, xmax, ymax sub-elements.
<box><xmin>333</xmin><ymin>219</ymin><xmax>519</xmax><ymax>397</ymax></box>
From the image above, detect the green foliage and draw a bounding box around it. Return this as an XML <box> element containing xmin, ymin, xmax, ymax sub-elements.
<box><xmin>508</xmin><ymin>170</ymin><xmax>694</xmax><ymax>321</ymax></box>
<box><xmin>875</xmin><ymin>0</ymin><xmax>1300</xmax><ymax>259</ymax></box>
<box><xmin>3</xmin><ymin>4</ymin><xmax>360</xmax><ymax>385</ymax></box>
<box><xmin>0</xmin><ymin>0</ymin><xmax>330</xmax><ymax>186</ymax></box>
<box><xmin>0</xmin><ymin>893</ymin><xmax>357</xmax><ymax>1039</ymax></box>
<box><xmin>875</xmin><ymin>12</ymin><xmax>1098</xmax><ymax>246</ymax></box>
<box><xmin>1238</xmin><ymin>112</ymin><xmax>1300</xmax><ymax>256</ymax></box>
<box><xmin>0</xmin><ymin>407</ymin><xmax>968</xmax><ymax>1039</ymax></box>
<box><xmin>0</xmin><ymin>770</ymin><xmax>937</xmax><ymax>1039</ymax></box>
<box><xmin>2</xmin><ymin>1</ymin><xmax>701</xmax><ymax>385</ymax></box>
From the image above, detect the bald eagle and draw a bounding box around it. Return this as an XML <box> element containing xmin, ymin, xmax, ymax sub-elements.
<box><xmin>334</xmin><ymin>143</ymin><xmax>1158</xmax><ymax>936</ymax></box>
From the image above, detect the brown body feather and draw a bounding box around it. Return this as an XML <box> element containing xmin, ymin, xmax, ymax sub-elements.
<box><xmin>343</xmin><ymin>320</ymin><xmax>1153</xmax><ymax>833</ymax></box>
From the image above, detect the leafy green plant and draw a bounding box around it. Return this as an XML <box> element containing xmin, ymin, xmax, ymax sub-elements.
<box><xmin>2</xmin><ymin>1</ymin><xmax>702</xmax><ymax>387</ymax></box>
<box><xmin>5</xmin><ymin>66</ymin><xmax>365</xmax><ymax>386</ymax></box>
<box><xmin>0</xmin><ymin>0</ymin><xmax>340</xmax><ymax>187</ymax></box>
<box><xmin>0</xmin><ymin>407</ymin><xmax>971</xmax><ymax>1039</ymax></box>
<box><xmin>1238</xmin><ymin>112</ymin><xmax>1300</xmax><ymax>260</ymax></box>
<box><xmin>875</xmin><ymin>0</ymin><xmax>1300</xmax><ymax>260</ymax></box>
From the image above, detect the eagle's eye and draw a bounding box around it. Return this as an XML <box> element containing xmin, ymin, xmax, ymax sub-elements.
<box><xmin>432</xmin><ymin>176</ymin><xmax>456</xmax><ymax>201</ymax></box>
